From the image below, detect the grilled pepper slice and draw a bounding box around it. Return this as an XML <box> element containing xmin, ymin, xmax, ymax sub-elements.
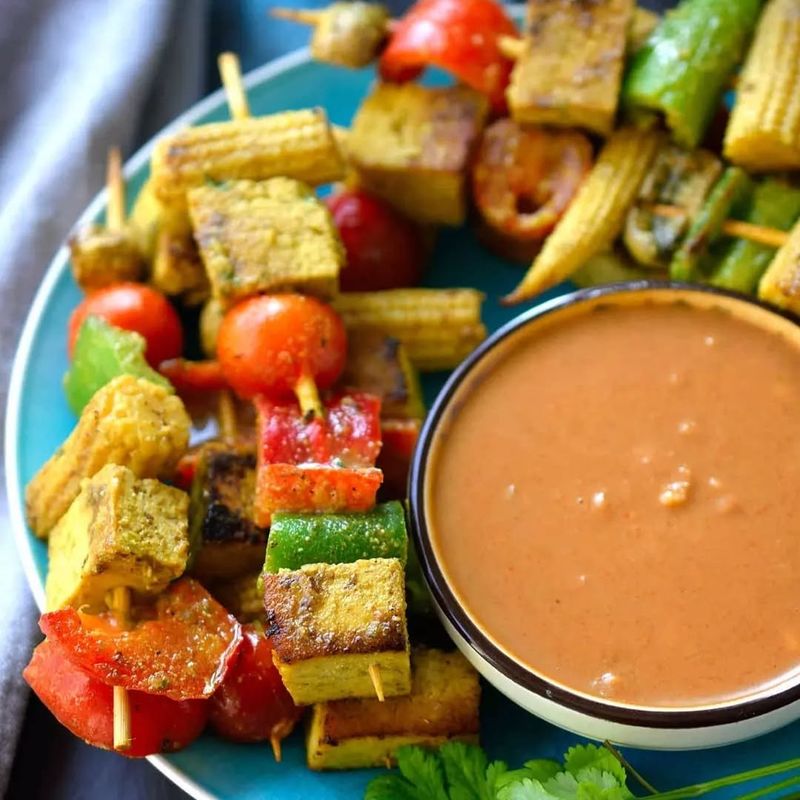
<box><xmin>710</xmin><ymin>180</ymin><xmax>800</xmax><ymax>294</ymax></box>
<box><xmin>624</xmin><ymin>145</ymin><xmax>722</xmax><ymax>268</ymax></box>
<box><xmin>39</xmin><ymin>578</ymin><xmax>242</xmax><ymax>701</ymax></box>
<box><xmin>64</xmin><ymin>316</ymin><xmax>172</xmax><ymax>415</ymax></box>
<box><xmin>622</xmin><ymin>0</ymin><xmax>761</xmax><ymax>148</ymax></box>
<box><xmin>670</xmin><ymin>167</ymin><xmax>753</xmax><ymax>282</ymax></box>
<box><xmin>256</xmin><ymin>392</ymin><xmax>382</xmax><ymax>468</ymax></box>
<box><xmin>264</xmin><ymin>501</ymin><xmax>408</xmax><ymax>573</ymax></box>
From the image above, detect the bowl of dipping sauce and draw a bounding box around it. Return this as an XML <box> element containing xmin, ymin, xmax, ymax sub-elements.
<box><xmin>409</xmin><ymin>282</ymin><xmax>800</xmax><ymax>749</ymax></box>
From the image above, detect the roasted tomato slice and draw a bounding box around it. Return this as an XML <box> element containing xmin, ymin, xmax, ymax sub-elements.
<box><xmin>39</xmin><ymin>579</ymin><xmax>242</xmax><ymax>701</ymax></box>
<box><xmin>473</xmin><ymin>119</ymin><xmax>593</xmax><ymax>242</ymax></box>
<box><xmin>24</xmin><ymin>639</ymin><xmax>208</xmax><ymax>757</ymax></box>
<box><xmin>380</xmin><ymin>0</ymin><xmax>518</xmax><ymax>111</ymax></box>
<box><xmin>256</xmin><ymin>392</ymin><xmax>382</xmax><ymax>469</ymax></box>
<box><xmin>158</xmin><ymin>358</ymin><xmax>228</xmax><ymax>394</ymax></box>
<box><xmin>209</xmin><ymin>625</ymin><xmax>302</xmax><ymax>749</ymax></box>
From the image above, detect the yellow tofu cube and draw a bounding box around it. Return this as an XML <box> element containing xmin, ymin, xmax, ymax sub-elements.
<box><xmin>45</xmin><ymin>464</ymin><xmax>189</xmax><ymax>612</ymax></box>
<box><xmin>263</xmin><ymin>558</ymin><xmax>410</xmax><ymax>705</ymax></box>
<box><xmin>26</xmin><ymin>375</ymin><xmax>191</xmax><ymax>538</ymax></box>
<box><xmin>307</xmin><ymin>647</ymin><xmax>480</xmax><ymax>770</ymax></box>
<box><xmin>507</xmin><ymin>0</ymin><xmax>633</xmax><ymax>136</ymax></box>
<box><xmin>188</xmin><ymin>178</ymin><xmax>343</xmax><ymax>308</ymax></box>
<box><xmin>348</xmin><ymin>83</ymin><xmax>489</xmax><ymax>225</ymax></box>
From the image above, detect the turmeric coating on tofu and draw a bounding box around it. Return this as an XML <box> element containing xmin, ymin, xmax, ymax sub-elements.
<box><xmin>263</xmin><ymin>558</ymin><xmax>410</xmax><ymax>705</ymax></box>
<box><xmin>69</xmin><ymin>224</ymin><xmax>144</xmax><ymax>291</ymax></box>
<box><xmin>26</xmin><ymin>375</ymin><xmax>191</xmax><ymax>538</ymax></box>
<box><xmin>189</xmin><ymin>177</ymin><xmax>344</xmax><ymax>307</ymax></box>
<box><xmin>348</xmin><ymin>83</ymin><xmax>489</xmax><ymax>225</ymax></box>
<box><xmin>306</xmin><ymin>648</ymin><xmax>480</xmax><ymax>770</ymax></box>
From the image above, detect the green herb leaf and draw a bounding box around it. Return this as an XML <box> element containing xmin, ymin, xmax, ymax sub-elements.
<box><xmin>439</xmin><ymin>741</ymin><xmax>509</xmax><ymax>800</ymax></box>
<box><xmin>364</xmin><ymin>774</ymin><xmax>421</xmax><ymax>800</ymax></box>
<box><xmin>564</xmin><ymin>745</ymin><xmax>627</xmax><ymax>787</ymax></box>
<box><xmin>497</xmin><ymin>778</ymin><xmax>559</xmax><ymax>800</ymax></box>
<box><xmin>543</xmin><ymin>771</ymin><xmax>581</xmax><ymax>799</ymax></box>
<box><xmin>524</xmin><ymin>761</ymin><xmax>563</xmax><ymax>783</ymax></box>
<box><xmin>396</xmin><ymin>746</ymin><xmax>449</xmax><ymax>800</ymax></box>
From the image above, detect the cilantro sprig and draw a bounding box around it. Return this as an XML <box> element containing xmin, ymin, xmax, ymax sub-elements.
<box><xmin>364</xmin><ymin>742</ymin><xmax>800</xmax><ymax>800</ymax></box>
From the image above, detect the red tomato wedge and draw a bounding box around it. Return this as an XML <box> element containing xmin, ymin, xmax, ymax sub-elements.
<box><xmin>159</xmin><ymin>358</ymin><xmax>228</xmax><ymax>394</ymax></box>
<box><xmin>380</xmin><ymin>0</ymin><xmax>518</xmax><ymax>112</ymax></box>
<box><xmin>39</xmin><ymin>579</ymin><xmax>242</xmax><ymax>701</ymax></box>
<box><xmin>473</xmin><ymin>119</ymin><xmax>594</xmax><ymax>242</ymax></box>
<box><xmin>256</xmin><ymin>392</ymin><xmax>382</xmax><ymax>469</ymax></box>
<box><xmin>377</xmin><ymin>418</ymin><xmax>421</xmax><ymax>500</ymax></box>
<box><xmin>209</xmin><ymin>626</ymin><xmax>302</xmax><ymax>746</ymax></box>
<box><xmin>24</xmin><ymin>639</ymin><xmax>208</xmax><ymax>757</ymax></box>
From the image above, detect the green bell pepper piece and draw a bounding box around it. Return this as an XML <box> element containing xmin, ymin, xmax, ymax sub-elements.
<box><xmin>670</xmin><ymin>167</ymin><xmax>753</xmax><ymax>282</ymax></box>
<box><xmin>264</xmin><ymin>501</ymin><xmax>408</xmax><ymax>573</ymax></box>
<box><xmin>64</xmin><ymin>315</ymin><xmax>172</xmax><ymax>415</ymax></box>
<box><xmin>622</xmin><ymin>0</ymin><xmax>761</xmax><ymax>148</ymax></box>
<box><xmin>709</xmin><ymin>180</ymin><xmax>800</xmax><ymax>294</ymax></box>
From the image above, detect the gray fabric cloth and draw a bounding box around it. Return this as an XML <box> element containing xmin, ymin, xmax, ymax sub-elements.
<box><xmin>0</xmin><ymin>1</ymin><xmax>206</xmax><ymax>793</ymax></box>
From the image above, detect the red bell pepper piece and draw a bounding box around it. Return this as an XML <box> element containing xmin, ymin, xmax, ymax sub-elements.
<box><xmin>39</xmin><ymin>579</ymin><xmax>242</xmax><ymax>701</ymax></box>
<box><xmin>24</xmin><ymin>639</ymin><xmax>208</xmax><ymax>757</ymax></box>
<box><xmin>209</xmin><ymin>625</ymin><xmax>302</xmax><ymax>748</ymax></box>
<box><xmin>377</xmin><ymin>418</ymin><xmax>421</xmax><ymax>500</ymax></box>
<box><xmin>254</xmin><ymin>464</ymin><xmax>383</xmax><ymax>527</ymax></box>
<box><xmin>256</xmin><ymin>392</ymin><xmax>382</xmax><ymax>468</ymax></box>
<box><xmin>380</xmin><ymin>0</ymin><xmax>518</xmax><ymax>112</ymax></box>
<box><xmin>159</xmin><ymin>358</ymin><xmax>228</xmax><ymax>394</ymax></box>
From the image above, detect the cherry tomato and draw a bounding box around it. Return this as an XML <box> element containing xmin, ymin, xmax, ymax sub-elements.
<box><xmin>217</xmin><ymin>294</ymin><xmax>347</xmax><ymax>401</ymax></box>
<box><xmin>24</xmin><ymin>638</ymin><xmax>208</xmax><ymax>757</ymax></box>
<box><xmin>40</xmin><ymin>579</ymin><xmax>242</xmax><ymax>701</ymax></box>
<box><xmin>209</xmin><ymin>625</ymin><xmax>302</xmax><ymax>746</ymax></box>
<box><xmin>473</xmin><ymin>120</ymin><xmax>593</xmax><ymax>243</ymax></box>
<box><xmin>380</xmin><ymin>0</ymin><xmax>517</xmax><ymax>112</ymax></box>
<box><xmin>327</xmin><ymin>189</ymin><xmax>426</xmax><ymax>291</ymax></box>
<box><xmin>68</xmin><ymin>283</ymin><xmax>183</xmax><ymax>367</ymax></box>
<box><xmin>158</xmin><ymin>358</ymin><xmax>228</xmax><ymax>394</ymax></box>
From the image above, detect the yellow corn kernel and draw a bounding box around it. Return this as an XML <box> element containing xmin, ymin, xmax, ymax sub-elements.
<box><xmin>724</xmin><ymin>0</ymin><xmax>800</xmax><ymax>172</ymax></box>
<box><xmin>332</xmin><ymin>289</ymin><xmax>486</xmax><ymax>371</ymax></box>
<box><xmin>504</xmin><ymin>127</ymin><xmax>663</xmax><ymax>304</ymax></box>
<box><xmin>151</xmin><ymin>109</ymin><xmax>345</xmax><ymax>207</ymax></box>
<box><xmin>758</xmin><ymin>219</ymin><xmax>800</xmax><ymax>314</ymax></box>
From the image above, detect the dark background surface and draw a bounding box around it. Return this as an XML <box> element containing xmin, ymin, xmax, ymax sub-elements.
<box><xmin>7</xmin><ymin>0</ymin><xmax>669</xmax><ymax>797</ymax></box>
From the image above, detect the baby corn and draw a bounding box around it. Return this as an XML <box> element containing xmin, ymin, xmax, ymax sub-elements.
<box><xmin>504</xmin><ymin>127</ymin><xmax>662</xmax><ymax>304</ymax></box>
<box><xmin>758</xmin><ymin>219</ymin><xmax>800</xmax><ymax>314</ymax></box>
<box><xmin>151</xmin><ymin>109</ymin><xmax>345</xmax><ymax>207</ymax></box>
<box><xmin>332</xmin><ymin>289</ymin><xmax>486</xmax><ymax>371</ymax></box>
<box><xmin>724</xmin><ymin>0</ymin><xmax>800</xmax><ymax>172</ymax></box>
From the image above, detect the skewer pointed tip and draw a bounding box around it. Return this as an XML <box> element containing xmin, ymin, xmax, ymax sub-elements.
<box><xmin>368</xmin><ymin>663</ymin><xmax>385</xmax><ymax>702</ymax></box>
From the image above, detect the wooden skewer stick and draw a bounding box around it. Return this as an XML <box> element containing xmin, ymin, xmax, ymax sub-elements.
<box><xmin>218</xmin><ymin>390</ymin><xmax>238</xmax><ymax>442</ymax></box>
<box><xmin>105</xmin><ymin>147</ymin><xmax>126</xmax><ymax>232</ymax></box>
<box><xmin>294</xmin><ymin>373</ymin><xmax>325</xmax><ymax>419</ymax></box>
<box><xmin>498</xmin><ymin>34</ymin><xmax>525</xmax><ymax>60</ymax></box>
<box><xmin>107</xmin><ymin>586</ymin><xmax>132</xmax><ymax>751</ymax></box>
<box><xmin>270</xmin><ymin>7</ymin><xmax>324</xmax><ymax>26</ymax></box>
<box><xmin>650</xmin><ymin>203</ymin><xmax>790</xmax><ymax>249</ymax></box>
<box><xmin>368</xmin><ymin>662</ymin><xmax>385</xmax><ymax>703</ymax></box>
<box><xmin>218</xmin><ymin>52</ymin><xmax>251</xmax><ymax>122</ymax></box>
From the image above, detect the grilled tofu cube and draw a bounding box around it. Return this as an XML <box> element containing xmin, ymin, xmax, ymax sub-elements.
<box><xmin>263</xmin><ymin>558</ymin><xmax>410</xmax><ymax>705</ymax></box>
<box><xmin>348</xmin><ymin>84</ymin><xmax>489</xmax><ymax>226</ymax></box>
<box><xmin>152</xmin><ymin>229</ymin><xmax>210</xmax><ymax>306</ymax></box>
<box><xmin>507</xmin><ymin>0</ymin><xmax>634</xmax><ymax>136</ymax></box>
<box><xmin>209</xmin><ymin>570</ymin><xmax>263</xmax><ymax>623</ymax></box>
<box><xmin>340</xmin><ymin>331</ymin><xmax>425</xmax><ymax>419</ymax></box>
<box><xmin>45</xmin><ymin>464</ymin><xmax>189</xmax><ymax>611</ymax></box>
<box><xmin>26</xmin><ymin>375</ymin><xmax>191</xmax><ymax>538</ymax></box>
<box><xmin>68</xmin><ymin>224</ymin><xmax>144</xmax><ymax>291</ymax></box>
<box><xmin>189</xmin><ymin>178</ymin><xmax>343</xmax><ymax>308</ymax></box>
<box><xmin>307</xmin><ymin>647</ymin><xmax>479</xmax><ymax>769</ymax></box>
<box><xmin>190</xmin><ymin>446</ymin><xmax>268</xmax><ymax>582</ymax></box>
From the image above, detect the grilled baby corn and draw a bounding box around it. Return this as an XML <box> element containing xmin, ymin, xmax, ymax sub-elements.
<box><xmin>724</xmin><ymin>0</ymin><xmax>800</xmax><ymax>172</ymax></box>
<box><xmin>189</xmin><ymin>177</ymin><xmax>343</xmax><ymax>307</ymax></box>
<box><xmin>151</xmin><ymin>109</ymin><xmax>345</xmax><ymax>208</ymax></box>
<box><xmin>332</xmin><ymin>289</ymin><xmax>487</xmax><ymax>371</ymax></box>
<box><xmin>26</xmin><ymin>375</ymin><xmax>190</xmax><ymax>538</ymax></box>
<box><xmin>758</xmin><ymin>218</ymin><xmax>800</xmax><ymax>314</ymax></box>
<box><xmin>505</xmin><ymin>127</ymin><xmax>662</xmax><ymax>304</ymax></box>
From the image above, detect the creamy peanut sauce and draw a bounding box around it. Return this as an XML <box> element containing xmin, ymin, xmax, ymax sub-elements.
<box><xmin>428</xmin><ymin>300</ymin><xmax>800</xmax><ymax>707</ymax></box>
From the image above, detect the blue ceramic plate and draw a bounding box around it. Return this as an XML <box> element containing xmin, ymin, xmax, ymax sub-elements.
<box><xmin>7</xmin><ymin>42</ymin><xmax>800</xmax><ymax>800</ymax></box>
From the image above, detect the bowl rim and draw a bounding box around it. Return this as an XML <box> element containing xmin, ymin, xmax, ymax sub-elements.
<box><xmin>408</xmin><ymin>279</ymin><xmax>800</xmax><ymax>729</ymax></box>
